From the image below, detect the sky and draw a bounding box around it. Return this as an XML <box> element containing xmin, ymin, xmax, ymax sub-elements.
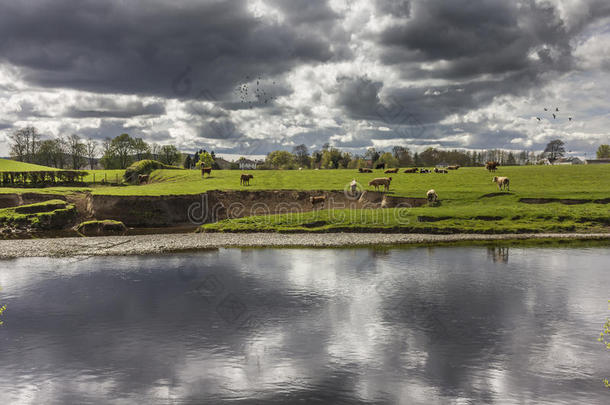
<box><xmin>0</xmin><ymin>0</ymin><xmax>609</xmax><ymax>159</ymax></box>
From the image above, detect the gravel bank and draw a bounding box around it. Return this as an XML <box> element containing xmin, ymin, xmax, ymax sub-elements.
<box><xmin>0</xmin><ymin>232</ymin><xmax>609</xmax><ymax>258</ymax></box>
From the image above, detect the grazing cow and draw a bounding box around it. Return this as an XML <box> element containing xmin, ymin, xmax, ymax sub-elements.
<box><xmin>350</xmin><ymin>179</ymin><xmax>358</xmax><ymax>195</ymax></box>
<box><xmin>201</xmin><ymin>166</ymin><xmax>212</xmax><ymax>177</ymax></box>
<box><xmin>368</xmin><ymin>177</ymin><xmax>392</xmax><ymax>192</ymax></box>
<box><xmin>384</xmin><ymin>168</ymin><xmax>399</xmax><ymax>174</ymax></box>
<box><xmin>359</xmin><ymin>168</ymin><xmax>373</xmax><ymax>173</ymax></box>
<box><xmin>138</xmin><ymin>174</ymin><xmax>149</xmax><ymax>184</ymax></box>
<box><xmin>310</xmin><ymin>195</ymin><xmax>326</xmax><ymax>208</ymax></box>
<box><xmin>420</xmin><ymin>169</ymin><xmax>430</xmax><ymax>173</ymax></box>
<box><xmin>426</xmin><ymin>189</ymin><xmax>438</xmax><ymax>203</ymax></box>
<box><xmin>486</xmin><ymin>161</ymin><xmax>499</xmax><ymax>172</ymax></box>
<box><xmin>447</xmin><ymin>165</ymin><xmax>460</xmax><ymax>170</ymax></box>
<box><xmin>240</xmin><ymin>173</ymin><xmax>254</xmax><ymax>186</ymax></box>
<box><xmin>493</xmin><ymin>176</ymin><xmax>510</xmax><ymax>191</ymax></box>
<box><xmin>403</xmin><ymin>168</ymin><xmax>418</xmax><ymax>173</ymax></box>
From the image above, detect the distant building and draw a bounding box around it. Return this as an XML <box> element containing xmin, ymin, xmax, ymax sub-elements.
<box><xmin>585</xmin><ymin>158</ymin><xmax>610</xmax><ymax>164</ymax></box>
<box><xmin>554</xmin><ymin>157</ymin><xmax>584</xmax><ymax>165</ymax></box>
<box><xmin>238</xmin><ymin>159</ymin><xmax>258</xmax><ymax>170</ymax></box>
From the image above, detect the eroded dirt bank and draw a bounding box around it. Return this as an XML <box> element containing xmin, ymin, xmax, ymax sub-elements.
<box><xmin>86</xmin><ymin>190</ymin><xmax>428</xmax><ymax>227</ymax></box>
<box><xmin>0</xmin><ymin>232</ymin><xmax>608</xmax><ymax>258</ymax></box>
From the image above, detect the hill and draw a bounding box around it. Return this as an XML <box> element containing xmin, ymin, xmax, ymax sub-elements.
<box><xmin>0</xmin><ymin>158</ymin><xmax>58</xmax><ymax>171</ymax></box>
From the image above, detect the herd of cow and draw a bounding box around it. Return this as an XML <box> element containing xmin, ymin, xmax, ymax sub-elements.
<box><xmin>170</xmin><ymin>161</ymin><xmax>509</xmax><ymax>205</ymax></box>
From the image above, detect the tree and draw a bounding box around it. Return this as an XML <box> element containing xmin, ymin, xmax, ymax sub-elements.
<box><xmin>132</xmin><ymin>138</ymin><xmax>150</xmax><ymax>161</ymax></box>
<box><xmin>293</xmin><ymin>144</ymin><xmax>310</xmax><ymax>168</ymax></box>
<box><xmin>85</xmin><ymin>138</ymin><xmax>98</xmax><ymax>169</ymax></box>
<box><xmin>506</xmin><ymin>152</ymin><xmax>517</xmax><ymax>166</ymax></box>
<box><xmin>184</xmin><ymin>154</ymin><xmax>192</xmax><ymax>169</ymax></box>
<box><xmin>597</xmin><ymin>144</ymin><xmax>610</xmax><ymax>159</ymax></box>
<box><xmin>67</xmin><ymin>134</ymin><xmax>87</xmax><ymax>169</ymax></box>
<box><xmin>111</xmin><ymin>133</ymin><xmax>135</xmax><ymax>169</ymax></box>
<box><xmin>392</xmin><ymin>146</ymin><xmax>413</xmax><ymax>166</ymax></box>
<box><xmin>196</xmin><ymin>151</ymin><xmax>214</xmax><ymax>168</ymax></box>
<box><xmin>266</xmin><ymin>150</ymin><xmax>295</xmax><ymax>169</ymax></box>
<box><xmin>320</xmin><ymin>148</ymin><xmax>343</xmax><ymax>169</ymax></box>
<box><xmin>543</xmin><ymin>139</ymin><xmax>566</xmax><ymax>162</ymax></box>
<box><xmin>8</xmin><ymin>126</ymin><xmax>40</xmax><ymax>162</ymax></box>
<box><xmin>159</xmin><ymin>145</ymin><xmax>181</xmax><ymax>165</ymax></box>
<box><xmin>365</xmin><ymin>148</ymin><xmax>380</xmax><ymax>165</ymax></box>
<box><xmin>100</xmin><ymin>134</ymin><xmax>135</xmax><ymax>169</ymax></box>
<box><xmin>376</xmin><ymin>152</ymin><xmax>399</xmax><ymax>168</ymax></box>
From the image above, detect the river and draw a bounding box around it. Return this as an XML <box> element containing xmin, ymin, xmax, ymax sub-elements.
<box><xmin>0</xmin><ymin>246</ymin><xmax>608</xmax><ymax>404</ymax></box>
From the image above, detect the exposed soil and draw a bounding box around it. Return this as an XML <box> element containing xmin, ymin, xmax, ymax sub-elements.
<box><xmin>85</xmin><ymin>190</ymin><xmax>428</xmax><ymax>227</ymax></box>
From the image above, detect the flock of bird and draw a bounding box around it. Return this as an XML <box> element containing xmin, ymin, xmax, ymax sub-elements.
<box><xmin>235</xmin><ymin>75</ymin><xmax>276</xmax><ymax>108</ymax></box>
<box><xmin>536</xmin><ymin>107</ymin><xmax>572</xmax><ymax>122</ymax></box>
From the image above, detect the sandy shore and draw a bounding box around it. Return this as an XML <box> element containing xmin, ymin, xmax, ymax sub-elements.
<box><xmin>0</xmin><ymin>232</ymin><xmax>609</xmax><ymax>258</ymax></box>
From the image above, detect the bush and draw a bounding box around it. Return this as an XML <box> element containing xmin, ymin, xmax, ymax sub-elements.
<box><xmin>123</xmin><ymin>160</ymin><xmax>181</xmax><ymax>183</ymax></box>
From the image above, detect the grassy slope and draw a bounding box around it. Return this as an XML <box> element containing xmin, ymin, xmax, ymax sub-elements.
<box><xmin>0</xmin><ymin>158</ymin><xmax>58</xmax><ymax>171</ymax></box>
<box><xmin>0</xmin><ymin>163</ymin><xmax>609</xmax><ymax>234</ymax></box>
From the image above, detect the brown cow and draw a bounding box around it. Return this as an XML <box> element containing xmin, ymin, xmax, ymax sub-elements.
<box><xmin>358</xmin><ymin>168</ymin><xmax>373</xmax><ymax>173</ymax></box>
<box><xmin>493</xmin><ymin>176</ymin><xmax>510</xmax><ymax>191</ymax></box>
<box><xmin>486</xmin><ymin>161</ymin><xmax>499</xmax><ymax>172</ymax></box>
<box><xmin>403</xmin><ymin>168</ymin><xmax>418</xmax><ymax>173</ymax></box>
<box><xmin>310</xmin><ymin>195</ymin><xmax>326</xmax><ymax>208</ymax></box>
<box><xmin>368</xmin><ymin>177</ymin><xmax>392</xmax><ymax>192</ymax></box>
<box><xmin>447</xmin><ymin>165</ymin><xmax>460</xmax><ymax>170</ymax></box>
<box><xmin>138</xmin><ymin>174</ymin><xmax>149</xmax><ymax>184</ymax></box>
<box><xmin>384</xmin><ymin>168</ymin><xmax>399</xmax><ymax>174</ymax></box>
<box><xmin>240</xmin><ymin>173</ymin><xmax>253</xmax><ymax>186</ymax></box>
<box><xmin>201</xmin><ymin>166</ymin><xmax>212</xmax><ymax>177</ymax></box>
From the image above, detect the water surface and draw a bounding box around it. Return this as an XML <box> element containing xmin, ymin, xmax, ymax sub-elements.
<box><xmin>0</xmin><ymin>246</ymin><xmax>608</xmax><ymax>404</ymax></box>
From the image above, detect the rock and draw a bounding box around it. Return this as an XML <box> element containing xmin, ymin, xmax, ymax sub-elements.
<box><xmin>76</xmin><ymin>220</ymin><xmax>127</xmax><ymax>237</ymax></box>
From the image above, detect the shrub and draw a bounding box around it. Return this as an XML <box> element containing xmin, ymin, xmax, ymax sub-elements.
<box><xmin>123</xmin><ymin>160</ymin><xmax>181</xmax><ymax>183</ymax></box>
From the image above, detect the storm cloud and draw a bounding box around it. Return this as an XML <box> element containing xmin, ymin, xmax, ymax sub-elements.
<box><xmin>0</xmin><ymin>0</ymin><xmax>608</xmax><ymax>156</ymax></box>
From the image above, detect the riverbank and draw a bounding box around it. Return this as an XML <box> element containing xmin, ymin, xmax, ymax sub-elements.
<box><xmin>0</xmin><ymin>232</ymin><xmax>609</xmax><ymax>258</ymax></box>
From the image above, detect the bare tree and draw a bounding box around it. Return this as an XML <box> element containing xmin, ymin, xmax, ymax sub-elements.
<box><xmin>85</xmin><ymin>138</ymin><xmax>98</xmax><ymax>169</ymax></box>
<box><xmin>67</xmin><ymin>134</ymin><xmax>87</xmax><ymax>169</ymax></box>
<box><xmin>8</xmin><ymin>126</ymin><xmax>40</xmax><ymax>162</ymax></box>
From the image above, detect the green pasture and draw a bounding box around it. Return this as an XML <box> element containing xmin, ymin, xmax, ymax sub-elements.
<box><xmin>1</xmin><ymin>160</ymin><xmax>609</xmax><ymax>234</ymax></box>
<box><xmin>0</xmin><ymin>158</ymin><xmax>57</xmax><ymax>171</ymax></box>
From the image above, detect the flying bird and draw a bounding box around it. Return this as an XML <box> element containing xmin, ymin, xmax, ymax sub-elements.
<box><xmin>536</xmin><ymin>117</ymin><xmax>541</xmax><ymax>121</ymax></box>
<box><xmin>555</xmin><ymin>107</ymin><xmax>559</xmax><ymax>112</ymax></box>
<box><xmin>568</xmin><ymin>117</ymin><xmax>572</xmax><ymax>121</ymax></box>
<box><xmin>544</xmin><ymin>108</ymin><xmax>548</xmax><ymax>111</ymax></box>
<box><xmin>552</xmin><ymin>113</ymin><xmax>556</xmax><ymax>119</ymax></box>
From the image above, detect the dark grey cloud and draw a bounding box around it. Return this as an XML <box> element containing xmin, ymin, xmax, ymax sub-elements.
<box><xmin>0</xmin><ymin>0</ymin><xmax>343</xmax><ymax>100</ymax></box>
<box><xmin>65</xmin><ymin>99</ymin><xmax>166</xmax><ymax>119</ymax></box>
<box><xmin>0</xmin><ymin>0</ymin><xmax>607</xmax><ymax>156</ymax></box>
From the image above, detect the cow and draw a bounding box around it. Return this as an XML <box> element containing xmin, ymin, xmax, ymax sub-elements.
<box><xmin>434</xmin><ymin>168</ymin><xmax>448</xmax><ymax>174</ymax></box>
<box><xmin>427</xmin><ymin>189</ymin><xmax>438</xmax><ymax>203</ymax></box>
<box><xmin>384</xmin><ymin>168</ymin><xmax>399</xmax><ymax>174</ymax></box>
<box><xmin>138</xmin><ymin>174</ymin><xmax>149</xmax><ymax>184</ymax></box>
<box><xmin>447</xmin><ymin>165</ymin><xmax>460</xmax><ymax>170</ymax></box>
<box><xmin>368</xmin><ymin>177</ymin><xmax>392</xmax><ymax>192</ymax></box>
<box><xmin>403</xmin><ymin>168</ymin><xmax>418</xmax><ymax>173</ymax></box>
<box><xmin>486</xmin><ymin>161</ymin><xmax>500</xmax><ymax>172</ymax></box>
<box><xmin>493</xmin><ymin>176</ymin><xmax>510</xmax><ymax>191</ymax></box>
<box><xmin>310</xmin><ymin>195</ymin><xmax>326</xmax><ymax>208</ymax></box>
<box><xmin>201</xmin><ymin>166</ymin><xmax>212</xmax><ymax>177</ymax></box>
<box><xmin>358</xmin><ymin>168</ymin><xmax>373</xmax><ymax>173</ymax></box>
<box><xmin>240</xmin><ymin>173</ymin><xmax>253</xmax><ymax>186</ymax></box>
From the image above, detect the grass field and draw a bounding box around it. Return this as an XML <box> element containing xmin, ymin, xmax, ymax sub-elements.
<box><xmin>1</xmin><ymin>161</ymin><xmax>609</xmax><ymax>234</ymax></box>
<box><xmin>0</xmin><ymin>158</ymin><xmax>58</xmax><ymax>171</ymax></box>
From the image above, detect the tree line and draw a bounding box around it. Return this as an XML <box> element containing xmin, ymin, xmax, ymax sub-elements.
<box><xmin>6</xmin><ymin>126</ymin><xmax>609</xmax><ymax>171</ymax></box>
<box><xmin>7</xmin><ymin>127</ymin><xmax>183</xmax><ymax>169</ymax></box>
